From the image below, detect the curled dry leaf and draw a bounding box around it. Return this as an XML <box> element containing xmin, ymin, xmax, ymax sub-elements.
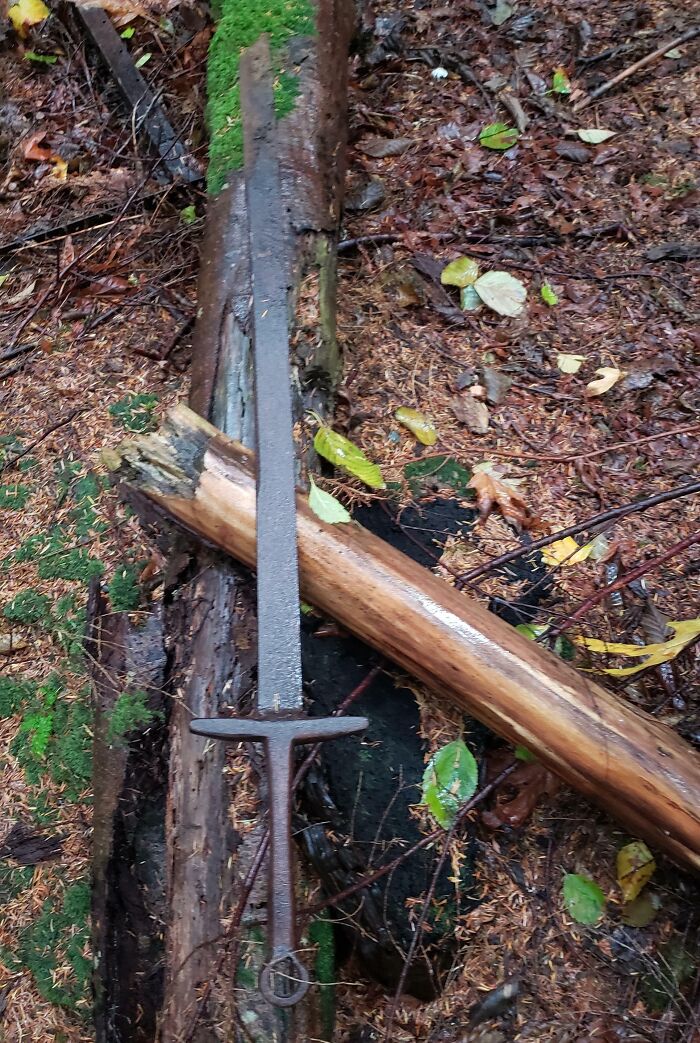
<box><xmin>586</xmin><ymin>367</ymin><xmax>622</xmax><ymax>396</ymax></box>
<box><xmin>395</xmin><ymin>406</ymin><xmax>437</xmax><ymax>445</ymax></box>
<box><xmin>575</xmin><ymin>618</ymin><xmax>700</xmax><ymax>677</ymax></box>
<box><xmin>468</xmin><ymin>461</ymin><xmax>532</xmax><ymax>530</ymax></box>
<box><xmin>450</xmin><ymin>395</ymin><xmax>489</xmax><ymax>434</ymax></box>
<box><xmin>358</xmin><ymin>136</ymin><xmax>414</xmax><ymax>158</ymax></box>
<box><xmin>483</xmin><ymin>749</ymin><xmax>558</xmax><ymax>829</ymax></box>
<box><xmin>541</xmin><ymin>536</ymin><xmax>593</xmax><ymax>567</ymax></box>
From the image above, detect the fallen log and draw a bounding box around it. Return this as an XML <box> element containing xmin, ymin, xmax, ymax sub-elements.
<box><xmin>112</xmin><ymin>404</ymin><xmax>700</xmax><ymax>873</ymax></box>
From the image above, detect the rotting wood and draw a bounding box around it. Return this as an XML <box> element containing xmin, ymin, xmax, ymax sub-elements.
<box><xmin>160</xmin><ymin>5</ymin><xmax>354</xmax><ymax>1040</ymax></box>
<box><xmin>112</xmin><ymin>403</ymin><xmax>700</xmax><ymax>873</ymax></box>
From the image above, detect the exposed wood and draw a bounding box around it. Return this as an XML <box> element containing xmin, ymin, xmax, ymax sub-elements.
<box><xmin>160</xmin><ymin>4</ymin><xmax>354</xmax><ymax>1040</ymax></box>
<box><xmin>114</xmin><ymin>403</ymin><xmax>700</xmax><ymax>873</ymax></box>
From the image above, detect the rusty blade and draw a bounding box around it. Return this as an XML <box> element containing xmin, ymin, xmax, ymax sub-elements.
<box><xmin>242</xmin><ymin>34</ymin><xmax>303</xmax><ymax>717</ymax></box>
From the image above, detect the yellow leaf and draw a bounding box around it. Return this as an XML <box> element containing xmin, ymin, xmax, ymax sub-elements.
<box><xmin>586</xmin><ymin>367</ymin><xmax>622</xmax><ymax>396</ymax></box>
<box><xmin>557</xmin><ymin>352</ymin><xmax>585</xmax><ymax>374</ymax></box>
<box><xmin>617</xmin><ymin>841</ymin><xmax>656</xmax><ymax>903</ymax></box>
<box><xmin>395</xmin><ymin>406</ymin><xmax>438</xmax><ymax>446</ymax></box>
<box><xmin>9</xmin><ymin>0</ymin><xmax>49</xmax><ymax>35</ymax></box>
<box><xmin>541</xmin><ymin>536</ymin><xmax>593</xmax><ymax>567</ymax></box>
<box><xmin>575</xmin><ymin>618</ymin><xmax>700</xmax><ymax>677</ymax></box>
<box><xmin>52</xmin><ymin>157</ymin><xmax>68</xmax><ymax>181</ymax></box>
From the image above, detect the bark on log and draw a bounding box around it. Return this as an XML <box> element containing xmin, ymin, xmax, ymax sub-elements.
<box><xmin>114</xmin><ymin>403</ymin><xmax>700</xmax><ymax>873</ymax></box>
<box><xmin>160</xmin><ymin>4</ymin><xmax>354</xmax><ymax>1040</ymax></box>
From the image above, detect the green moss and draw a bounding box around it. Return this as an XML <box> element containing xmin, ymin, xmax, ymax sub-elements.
<box><xmin>309</xmin><ymin>915</ymin><xmax>335</xmax><ymax>1038</ymax></box>
<box><xmin>107</xmin><ymin>689</ymin><xmax>160</xmax><ymax>745</ymax></box>
<box><xmin>3</xmin><ymin>588</ymin><xmax>52</xmax><ymax>625</ymax></box>
<box><xmin>49</xmin><ymin>595</ymin><xmax>87</xmax><ymax>663</ymax></box>
<box><xmin>0</xmin><ymin>483</ymin><xmax>31</xmax><ymax>509</ymax></box>
<box><xmin>19</xmin><ymin>880</ymin><xmax>91</xmax><ymax>1011</ymax></box>
<box><xmin>38</xmin><ymin>547</ymin><xmax>103</xmax><ymax>583</ymax></box>
<box><xmin>108</xmin><ymin>563</ymin><xmax>141</xmax><ymax>612</ymax></box>
<box><xmin>108</xmin><ymin>393</ymin><xmax>159</xmax><ymax>432</ymax></box>
<box><xmin>206</xmin><ymin>0</ymin><xmax>314</xmax><ymax>194</ymax></box>
<box><xmin>0</xmin><ymin>864</ymin><xmax>34</xmax><ymax>904</ymax></box>
<box><xmin>0</xmin><ymin>675</ymin><xmax>36</xmax><ymax>717</ymax></box>
<box><xmin>18</xmin><ymin>456</ymin><xmax>39</xmax><ymax>473</ymax></box>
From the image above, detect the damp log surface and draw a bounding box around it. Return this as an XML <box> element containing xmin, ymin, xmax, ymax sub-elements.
<box><xmin>116</xmin><ymin>403</ymin><xmax>700</xmax><ymax>873</ymax></box>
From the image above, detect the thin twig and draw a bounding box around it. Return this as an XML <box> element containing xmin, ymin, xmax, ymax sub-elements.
<box><xmin>457</xmin><ymin>480</ymin><xmax>700</xmax><ymax>585</ymax></box>
<box><xmin>543</xmin><ymin>530</ymin><xmax>700</xmax><ymax>641</ymax></box>
<box><xmin>573</xmin><ymin>26</ymin><xmax>700</xmax><ymax>112</ymax></box>
<box><xmin>0</xmin><ymin>409</ymin><xmax>86</xmax><ymax>475</ymax></box>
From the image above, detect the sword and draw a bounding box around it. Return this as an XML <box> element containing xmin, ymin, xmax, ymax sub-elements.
<box><xmin>190</xmin><ymin>36</ymin><xmax>367</xmax><ymax>1008</ymax></box>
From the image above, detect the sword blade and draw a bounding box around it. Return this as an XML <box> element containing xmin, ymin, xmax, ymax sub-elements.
<box><xmin>242</xmin><ymin>36</ymin><xmax>303</xmax><ymax>716</ymax></box>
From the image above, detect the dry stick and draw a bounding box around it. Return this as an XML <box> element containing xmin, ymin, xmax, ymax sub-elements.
<box><xmin>306</xmin><ymin>763</ymin><xmax>518</xmax><ymax>919</ymax></box>
<box><xmin>573</xmin><ymin>26</ymin><xmax>700</xmax><ymax>112</ymax></box>
<box><xmin>181</xmin><ymin>666</ymin><xmax>381</xmax><ymax>1043</ymax></box>
<box><xmin>458</xmin><ymin>479</ymin><xmax>700</xmax><ymax>586</ymax></box>
<box><xmin>543</xmin><ymin>530</ymin><xmax>700</xmax><ymax>641</ymax></box>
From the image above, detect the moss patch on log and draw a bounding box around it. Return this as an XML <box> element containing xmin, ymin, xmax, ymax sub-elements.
<box><xmin>206</xmin><ymin>0</ymin><xmax>315</xmax><ymax>195</ymax></box>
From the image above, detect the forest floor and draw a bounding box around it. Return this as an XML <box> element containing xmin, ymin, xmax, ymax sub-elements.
<box><xmin>0</xmin><ymin>0</ymin><xmax>699</xmax><ymax>1040</ymax></box>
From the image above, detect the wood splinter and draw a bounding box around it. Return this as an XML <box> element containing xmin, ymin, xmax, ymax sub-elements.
<box><xmin>111</xmin><ymin>403</ymin><xmax>700</xmax><ymax>873</ymax></box>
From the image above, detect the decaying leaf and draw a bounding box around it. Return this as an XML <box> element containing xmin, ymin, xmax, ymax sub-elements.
<box><xmin>586</xmin><ymin>367</ymin><xmax>622</xmax><ymax>396</ymax></box>
<box><xmin>622</xmin><ymin>892</ymin><xmax>661</xmax><ymax>928</ymax></box>
<box><xmin>557</xmin><ymin>352</ymin><xmax>585</xmax><ymax>374</ymax></box>
<box><xmin>395</xmin><ymin>406</ymin><xmax>437</xmax><ymax>445</ymax></box>
<box><xmin>468</xmin><ymin>462</ymin><xmax>532</xmax><ymax>529</ymax></box>
<box><xmin>358</xmin><ymin>136</ymin><xmax>414</xmax><ymax>158</ymax></box>
<box><xmin>473</xmin><ymin>270</ymin><xmax>527</xmax><ymax>317</ymax></box>
<box><xmin>422</xmin><ymin>739</ymin><xmax>478</xmax><ymax>828</ymax></box>
<box><xmin>9</xmin><ymin>0</ymin><xmax>49</xmax><ymax>35</ymax></box>
<box><xmin>617</xmin><ymin>841</ymin><xmax>656</xmax><ymax>904</ymax></box>
<box><xmin>563</xmin><ymin>873</ymin><xmax>606</xmax><ymax>925</ymax></box>
<box><xmin>450</xmin><ymin>395</ymin><xmax>489</xmax><ymax>434</ymax></box>
<box><xmin>479</xmin><ymin>122</ymin><xmax>519</xmax><ymax>150</ymax></box>
<box><xmin>541</xmin><ymin>536</ymin><xmax>593</xmax><ymax>567</ymax></box>
<box><xmin>577</xmin><ymin>128</ymin><xmax>616</xmax><ymax>144</ymax></box>
<box><xmin>313</xmin><ymin>422</ymin><xmax>385</xmax><ymax>490</ymax></box>
<box><xmin>307</xmin><ymin>477</ymin><xmax>351</xmax><ymax>524</ymax></box>
<box><xmin>552</xmin><ymin>66</ymin><xmax>571</xmax><ymax>95</ymax></box>
<box><xmin>575</xmin><ymin>618</ymin><xmax>700</xmax><ymax>677</ymax></box>
<box><xmin>441</xmin><ymin>255</ymin><xmax>480</xmax><ymax>288</ymax></box>
<box><xmin>482</xmin><ymin>749</ymin><xmax>557</xmax><ymax>830</ymax></box>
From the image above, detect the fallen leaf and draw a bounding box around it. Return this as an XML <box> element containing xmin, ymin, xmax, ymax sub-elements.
<box><xmin>9</xmin><ymin>0</ymin><xmax>49</xmax><ymax>35</ymax></box>
<box><xmin>586</xmin><ymin>367</ymin><xmax>622</xmax><ymax>396</ymax></box>
<box><xmin>474</xmin><ymin>270</ymin><xmax>527</xmax><ymax>317</ymax></box>
<box><xmin>422</xmin><ymin>739</ymin><xmax>478</xmax><ymax>828</ymax></box>
<box><xmin>120</xmin><ymin>25</ymin><xmax>135</xmax><ymax>37</ymax></box>
<box><xmin>577</xmin><ymin>128</ymin><xmax>616</xmax><ymax>144</ymax></box>
<box><xmin>180</xmin><ymin>205</ymin><xmax>197</xmax><ymax>225</ymax></box>
<box><xmin>488</xmin><ymin>0</ymin><xmax>513</xmax><ymax>25</ymax></box>
<box><xmin>479</xmin><ymin>122</ymin><xmax>519</xmax><ymax>150</ymax></box>
<box><xmin>134</xmin><ymin>52</ymin><xmax>151</xmax><ymax>68</ymax></box>
<box><xmin>480</xmin><ymin>366</ymin><xmax>512</xmax><ymax>405</ymax></box>
<box><xmin>5</xmin><ymin>280</ymin><xmax>37</xmax><ymax>306</ymax></box>
<box><xmin>358</xmin><ymin>136</ymin><xmax>414</xmax><ymax>158</ymax></box>
<box><xmin>541</xmin><ymin>536</ymin><xmax>593</xmax><ymax>567</ymax></box>
<box><xmin>0</xmin><ymin>634</ymin><xmax>29</xmax><ymax>654</ymax></box>
<box><xmin>308</xmin><ymin>477</ymin><xmax>351</xmax><ymax>524</ymax></box>
<box><xmin>552</xmin><ymin>66</ymin><xmax>571</xmax><ymax>94</ymax></box>
<box><xmin>313</xmin><ymin>422</ymin><xmax>385</xmax><ymax>489</ymax></box>
<box><xmin>395</xmin><ymin>406</ymin><xmax>437</xmax><ymax>446</ymax></box>
<box><xmin>563</xmin><ymin>873</ymin><xmax>606</xmax><ymax>925</ymax></box>
<box><xmin>469</xmin><ymin>462</ymin><xmax>531</xmax><ymax>529</ymax></box>
<box><xmin>440</xmin><ymin>255</ymin><xmax>480</xmax><ymax>288</ymax></box>
<box><xmin>52</xmin><ymin>157</ymin><xmax>68</xmax><ymax>180</ymax></box>
<box><xmin>575</xmin><ymin>618</ymin><xmax>700</xmax><ymax>677</ymax></box>
<box><xmin>622</xmin><ymin>892</ymin><xmax>661</xmax><ymax>928</ymax></box>
<box><xmin>556</xmin><ymin>142</ymin><xmax>591</xmax><ymax>163</ymax></box>
<box><xmin>557</xmin><ymin>352</ymin><xmax>585</xmax><ymax>374</ymax></box>
<box><xmin>24</xmin><ymin>50</ymin><xmax>58</xmax><ymax>63</ymax></box>
<box><xmin>541</xmin><ymin>282</ymin><xmax>558</xmax><ymax>306</ymax></box>
<box><xmin>460</xmin><ymin>285</ymin><xmax>482</xmax><ymax>311</ymax></box>
<box><xmin>617</xmin><ymin>841</ymin><xmax>656</xmax><ymax>904</ymax></box>
<box><xmin>450</xmin><ymin>395</ymin><xmax>489</xmax><ymax>434</ymax></box>
<box><xmin>22</xmin><ymin>130</ymin><xmax>52</xmax><ymax>162</ymax></box>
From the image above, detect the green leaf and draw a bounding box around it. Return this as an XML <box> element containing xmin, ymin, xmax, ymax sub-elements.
<box><xmin>120</xmin><ymin>25</ymin><xmax>135</xmax><ymax>38</ymax></box>
<box><xmin>308</xmin><ymin>477</ymin><xmax>352</xmax><ymax>524</ymax></box>
<box><xmin>422</xmin><ymin>739</ymin><xmax>478</xmax><ymax>829</ymax></box>
<box><xmin>541</xmin><ymin>282</ymin><xmax>558</xmax><ymax>306</ymax></box>
<box><xmin>440</xmin><ymin>256</ymin><xmax>479</xmax><ymax>288</ymax></box>
<box><xmin>460</xmin><ymin>284</ymin><xmax>482</xmax><ymax>311</ymax></box>
<box><xmin>562</xmin><ymin>873</ymin><xmax>606</xmax><ymax>925</ymax></box>
<box><xmin>313</xmin><ymin>425</ymin><xmax>385</xmax><ymax>489</ymax></box>
<box><xmin>552</xmin><ymin>66</ymin><xmax>571</xmax><ymax>95</ymax></box>
<box><xmin>180</xmin><ymin>205</ymin><xmax>197</xmax><ymax>225</ymax></box>
<box><xmin>134</xmin><ymin>52</ymin><xmax>151</xmax><ymax>68</ymax></box>
<box><xmin>479</xmin><ymin>122</ymin><xmax>519</xmax><ymax>150</ymax></box>
<box><xmin>474</xmin><ymin>270</ymin><xmax>527</xmax><ymax>317</ymax></box>
<box><xmin>395</xmin><ymin>407</ymin><xmax>437</xmax><ymax>446</ymax></box>
<box><xmin>24</xmin><ymin>50</ymin><xmax>57</xmax><ymax>63</ymax></box>
<box><xmin>576</xmin><ymin>128</ymin><xmax>616</xmax><ymax>144</ymax></box>
<box><xmin>514</xmin><ymin>744</ymin><xmax>537</xmax><ymax>763</ymax></box>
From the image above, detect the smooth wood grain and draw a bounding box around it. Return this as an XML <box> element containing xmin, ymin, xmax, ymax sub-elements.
<box><xmin>117</xmin><ymin>404</ymin><xmax>700</xmax><ymax>872</ymax></box>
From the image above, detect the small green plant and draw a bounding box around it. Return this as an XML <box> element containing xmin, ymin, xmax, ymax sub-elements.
<box><xmin>0</xmin><ymin>675</ymin><xmax>36</xmax><ymax>717</ymax></box>
<box><xmin>38</xmin><ymin>547</ymin><xmax>104</xmax><ymax>583</ymax></box>
<box><xmin>108</xmin><ymin>563</ymin><xmax>141</xmax><ymax>612</ymax></box>
<box><xmin>0</xmin><ymin>483</ymin><xmax>31</xmax><ymax>509</ymax></box>
<box><xmin>107</xmin><ymin>689</ymin><xmax>160</xmax><ymax>745</ymax></box>
<box><xmin>3</xmin><ymin>588</ymin><xmax>52</xmax><ymax>626</ymax></box>
<box><xmin>18</xmin><ymin>880</ymin><xmax>91</xmax><ymax>1011</ymax></box>
<box><xmin>109</xmin><ymin>393</ymin><xmax>159</xmax><ymax>433</ymax></box>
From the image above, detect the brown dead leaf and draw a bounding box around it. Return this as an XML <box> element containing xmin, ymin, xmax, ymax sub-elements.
<box><xmin>451</xmin><ymin>395</ymin><xmax>489</xmax><ymax>434</ymax></box>
<box><xmin>22</xmin><ymin>130</ymin><xmax>52</xmax><ymax>162</ymax></box>
<box><xmin>358</xmin><ymin>136</ymin><xmax>414</xmax><ymax>158</ymax></box>
<box><xmin>482</xmin><ymin>751</ymin><xmax>558</xmax><ymax>829</ymax></box>
<box><xmin>468</xmin><ymin>462</ymin><xmax>532</xmax><ymax>530</ymax></box>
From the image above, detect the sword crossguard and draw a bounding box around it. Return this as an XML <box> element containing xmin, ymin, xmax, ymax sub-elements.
<box><xmin>190</xmin><ymin>713</ymin><xmax>368</xmax><ymax>1007</ymax></box>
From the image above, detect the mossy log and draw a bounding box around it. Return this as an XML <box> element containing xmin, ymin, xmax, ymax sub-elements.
<box><xmin>114</xmin><ymin>403</ymin><xmax>700</xmax><ymax>874</ymax></box>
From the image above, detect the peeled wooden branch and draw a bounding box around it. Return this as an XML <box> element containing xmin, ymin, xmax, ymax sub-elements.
<box><xmin>113</xmin><ymin>404</ymin><xmax>700</xmax><ymax>872</ymax></box>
